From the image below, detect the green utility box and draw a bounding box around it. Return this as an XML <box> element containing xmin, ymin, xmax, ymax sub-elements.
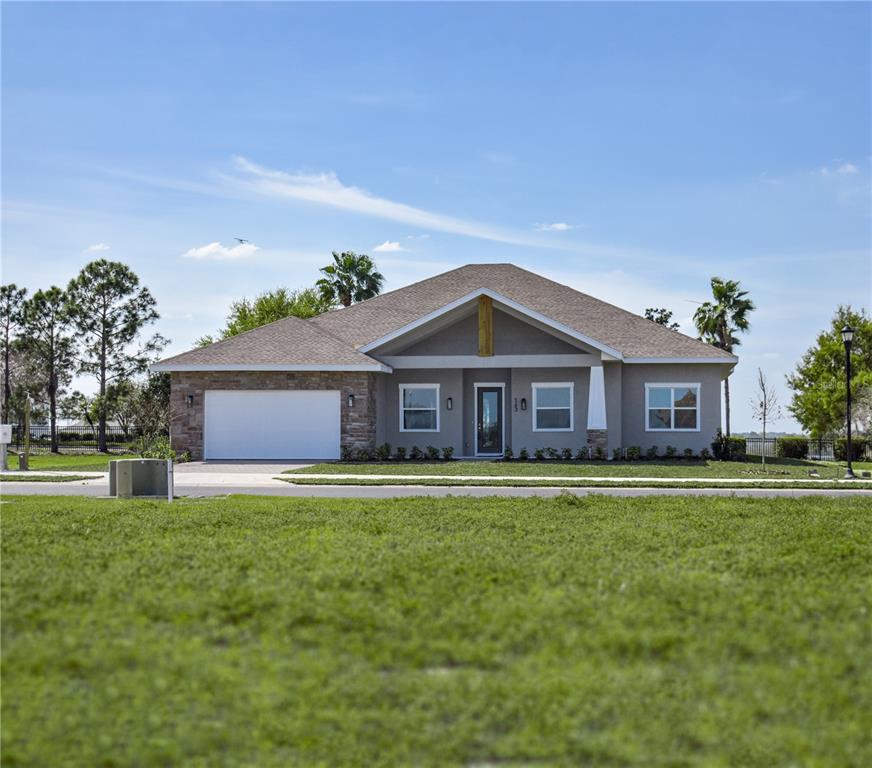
<box><xmin>109</xmin><ymin>459</ymin><xmax>173</xmax><ymax>499</ymax></box>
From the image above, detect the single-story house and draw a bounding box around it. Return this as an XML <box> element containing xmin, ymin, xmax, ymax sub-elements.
<box><xmin>152</xmin><ymin>263</ymin><xmax>736</xmax><ymax>460</ymax></box>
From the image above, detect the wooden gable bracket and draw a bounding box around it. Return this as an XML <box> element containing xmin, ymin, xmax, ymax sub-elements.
<box><xmin>478</xmin><ymin>295</ymin><xmax>494</xmax><ymax>356</ymax></box>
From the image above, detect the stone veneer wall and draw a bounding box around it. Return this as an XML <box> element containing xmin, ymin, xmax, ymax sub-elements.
<box><xmin>170</xmin><ymin>371</ymin><xmax>378</xmax><ymax>460</ymax></box>
<box><xmin>586</xmin><ymin>429</ymin><xmax>608</xmax><ymax>457</ymax></box>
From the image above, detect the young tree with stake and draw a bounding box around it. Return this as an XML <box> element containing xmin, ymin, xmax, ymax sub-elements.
<box><xmin>749</xmin><ymin>368</ymin><xmax>783</xmax><ymax>469</ymax></box>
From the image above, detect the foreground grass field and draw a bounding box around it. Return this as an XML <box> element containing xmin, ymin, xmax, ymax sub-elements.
<box><xmin>288</xmin><ymin>456</ymin><xmax>856</xmax><ymax>480</ymax></box>
<box><xmin>3</xmin><ymin>495</ymin><xmax>871</xmax><ymax>766</ymax></box>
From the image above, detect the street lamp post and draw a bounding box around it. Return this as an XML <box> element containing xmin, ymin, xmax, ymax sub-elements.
<box><xmin>841</xmin><ymin>324</ymin><xmax>856</xmax><ymax>480</ymax></box>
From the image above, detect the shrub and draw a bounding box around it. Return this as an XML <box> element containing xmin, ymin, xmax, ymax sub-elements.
<box><xmin>410</xmin><ymin>446</ymin><xmax>423</xmax><ymax>460</ymax></box>
<box><xmin>776</xmin><ymin>437</ymin><xmax>809</xmax><ymax>460</ymax></box>
<box><xmin>518</xmin><ymin>448</ymin><xmax>529</xmax><ymax>461</ymax></box>
<box><xmin>441</xmin><ymin>446</ymin><xmax>454</xmax><ymax>461</ymax></box>
<box><xmin>340</xmin><ymin>446</ymin><xmax>354</xmax><ymax>461</ymax></box>
<box><xmin>711</xmin><ymin>430</ymin><xmax>746</xmax><ymax>461</ymax></box>
<box><xmin>594</xmin><ymin>445</ymin><xmax>606</xmax><ymax>460</ymax></box>
<box><xmin>700</xmin><ymin>447</ymin><xmax>711</xmax><ymax>460</ymax></box>
<box><xmin>561</xmin><ymin>447</ymin><xmax>573</xmax><ymax>461</ymax></box>
<box><xmin>355</xmin><ymin>448</ymin><xmax>372</xmax><ymax>461</ymax></box>
<box><xmin>683</xmin><ymin>448</ymin><xmax>695</xmax><ymax>459</ymax></box>
<box><xmin>374</xmin><ymin>442</ymin><xmax>392</xmax><ymax>461</ymax></box>
<box><xmin>646</xmin><ymin>445</ymin><xmax>659</xmax><ymax>460</ymax></box>
<box><xmin>425</xmin><ymin>445</ymin><xmax>440</xmax><ymax>460</ymax></box>
<box><xmin>137</xmin><ymin>434</ymin><xmax>175</xmax><ymax>460</ymax></box>
<box><xmin>575</xmin><ymin>447</ymin><xmax>589</xmax><ymax>461</ymax></box>
<box><xmin>534</xmin><ymin>448</ymin><xmax>546</xmax><ymax>461</ymax></box>
<box><xmin>546</xmin><ymin>447</ymin><xmax>559</xmax><ymax>460</ymax></box>
<box><xmin>625</xmin><ymin>446</ymin><xmax>641</xmax><ymax>461</ymax></box>
<box><xmin>394</xmin><ymin>446</ymin><xmax>407</xmax><ymax>461</ymax></box>
<box><xmin>665</xmin><ymin>445</ymin><xmax>677</xmax><ymax>458</ymax></box>
<box><xmin>503</xmin><ymin>446</ymin><xmax>514</xmax><ymax>461</ymax></box>
<box><xmin>612</xmin><ymin>447</ymin><xmax>623</xmax><ymax>461</ymax></box>
<box><xmin>834</xmin><ymin>438</ymin><xmax>869</xmax><ymax>462</ymax></box>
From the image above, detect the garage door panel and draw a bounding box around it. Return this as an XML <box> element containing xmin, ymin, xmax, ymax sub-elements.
<box><xmin>204</xmin><ymin>390</ymin><xmax>340</xmax><ymax>460</ymax></box>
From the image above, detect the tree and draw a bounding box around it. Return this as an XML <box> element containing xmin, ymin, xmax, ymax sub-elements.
<box><xmin>749</xmin><ymin>368</ymin><xmax>782</xmax><ymax>468</ymax></box>
<box><xmin>0</xmin><ymin>284</ymin><xmax>27</xmax><ymax>423</ymax></box>
<box><xmin>198</xmin><ymin>287</ymin><xmax>335</xmax><ymax>346</ymax></box>
<box><xmin>21</xmin><ymin>287</ymin><xmax>77</xmax><ymax>452</ymax></box>
<box><xmin>693</xmin><ymin>277</ymin><xmax>755</xmax><ymax>436</ymax></box>
<box><xmin>60</xmin><ymin>391</ymin><xmax>98</xmax><ymax>438</ymax></box>
<box><xmin>66</xmin><ymin>260</ymin><xmax>167</xmax><ymax>451</ymax></box>
<box><xmin>316</xmin><ymin>251</ymin><xmax>384</xmax><ymax>308</ymax></box>
<box><xmin>786</xmin><ymin>306</ymin><xmax>872</xmax><ymax>438</ymax></box>
<box><xmin>644</xmin><ymin>307</ymin><xmax>680</xmax><ymax>330</ymax></box>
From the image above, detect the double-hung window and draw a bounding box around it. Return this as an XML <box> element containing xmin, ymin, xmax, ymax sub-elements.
<box><xmin>532</xmin><ymin>382</ymin><xmax>574</xmax><ymax>431</ymax></box>
<box><xmin>399</xmin><ymin>384</ymin><xmax>440</xmax><ymax>432</ymax></box>
<box><xmin>645</xmin><ymin>384</ymin><xmax>700</xmax><ymax>431</ymax></box>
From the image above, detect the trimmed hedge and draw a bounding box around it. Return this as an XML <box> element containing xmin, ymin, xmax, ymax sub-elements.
<box><xmin>834</xmin><ymin>438</ymin><xmax>869</xmax><ymax>462</ymax></box>
<box><xmin>775</xmin><ymin>437</ymin><xmax>809</xmax><ymax>460</ymax></box>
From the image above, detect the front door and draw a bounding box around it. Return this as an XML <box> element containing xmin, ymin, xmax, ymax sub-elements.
<box><xmin>476</xmin><ymin>386</ymin><xmax>503</xmax><ymax>455</ymax></box>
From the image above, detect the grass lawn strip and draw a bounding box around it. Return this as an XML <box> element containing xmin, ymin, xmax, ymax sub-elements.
<box><xmin>6</xmin><ymin>452</ymin><xmax>129</xmax><ymax>473</ymax></box>
<box><xmin>286</xmin><ymin>457</ymin><xmax>862</xmax><ymax>481</ymax></box>
<box><xmin>280</xmin><ymin>475</ymin><xmax>872</xmax><ymax>490</ymax></box>
<box><xmin>0</xmin><ymin>474</ymin><xmax>100</xmax><ymax>483</ymax></box>
<box><xmin>2</xmin><ymin>494</ymin><xmax>870</xmax><ymax>766</ymax></box>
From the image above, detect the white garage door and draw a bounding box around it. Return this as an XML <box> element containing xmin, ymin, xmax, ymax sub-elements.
<box><xmin>204</xmin><ymin>390</ymin><xmax>341</xmax><ymax>460</ymax></box>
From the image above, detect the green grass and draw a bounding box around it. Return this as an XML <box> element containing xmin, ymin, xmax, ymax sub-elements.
<box><xmin>281</xmin><ymin>475</ymin><xmax>872</xmax><ymax>490</ymax></box>
<box><xmin>0</xmin><ymin>474</ymin><xmax>98</xmax><ymax>483</ymax></box>
<box><xmin>5</xmin><ymin>452</ymin><xmax>125</xmax><ymax>472</ymax></box>
<box><xmin>288</xmin><ymin>457</ymin><xmax>848</xmax><ymax>480</ymax></box>
<box><xmin>3</xmin><ymin>494</ymin><xmax>871</xmax><ymax>766</ymax></box>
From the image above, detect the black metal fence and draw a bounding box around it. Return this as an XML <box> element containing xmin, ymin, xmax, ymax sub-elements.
<box><xmin>745</xmin><ymin>436</ymin><xmax>871</xmax><ymax>462</ymax></box>
<box><xmin>8</xmin><ymin>425</ymin><xmax>149</xmax><ymax>453</ymax></box>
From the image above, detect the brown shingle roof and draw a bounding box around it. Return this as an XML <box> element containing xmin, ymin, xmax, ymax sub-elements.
<box><xmin>153</xmin><ymin>314</ymin><xmax>384</xmax><ymax>370</ymax></box>
<box><xmin>311</xmin><ymin>263</ymin><xmax>735</xmax><ymax>360</ymax></box>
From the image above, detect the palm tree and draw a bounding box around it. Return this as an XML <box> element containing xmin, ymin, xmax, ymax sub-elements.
<box><xmin>316</xmin><ymin>252</ymin><xmax>384</xmax><ymax>308</ymax></box>
<box><xmin>693</xmin><ymin>277</ymin><xmax>755</xmax><ymax>436</ymax></box>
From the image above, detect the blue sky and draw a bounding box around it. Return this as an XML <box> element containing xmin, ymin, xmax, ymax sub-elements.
<box><xmin>2</xmin><ymin>2</ymin><xmax>870</xmax><ymax>432</ymax></box>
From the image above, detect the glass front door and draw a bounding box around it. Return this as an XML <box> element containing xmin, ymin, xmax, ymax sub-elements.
<box><xmin>476</xmin><ymin>386</ymin><xmax>503</xmax><ymax>455</ymax></box>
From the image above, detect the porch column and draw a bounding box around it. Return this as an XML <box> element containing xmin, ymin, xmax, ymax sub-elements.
<box><xmin>586</xmin><ymin>365</ymin><xmax>608</xmax><ymax>456</ymax></box>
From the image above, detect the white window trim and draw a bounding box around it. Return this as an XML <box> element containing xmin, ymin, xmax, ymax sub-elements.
<box><xmin>644</xmin><ymin>382</ymin><xmax>701</xmax><ymax>433</ymax></box>
<box><xmin>532</xmin><ymin>382</ymin><xmax>575</xmax><ymax>432</ymax></box>
<box><xmin>473</xmin><ymin>382</ymin><xmax>506</xmax><ymax>456</ymax></box>
<box><xmin>399</xmin><ymin>383</ymin><xmax>440</xmax><ymax>433</ymax></box>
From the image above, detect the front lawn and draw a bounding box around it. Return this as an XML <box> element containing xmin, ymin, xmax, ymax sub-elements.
<box><xmin>288</xmin><ymin>456</ymin><xmax>844</xmax><ymax>479</ymax></box>
<box><xmin>3</xmin><ymin>495</ymin><xmax>870</xmax><ymax>766</ymax></box>
<box><xmin>5</xmin><ymin>452</ymin><xmax>125</xmax><ymax>472</ymax></box>
<box><xmin>0</xmin><ymin>474</ymin><xmax>98</xmax><ymax>483</ymax></box>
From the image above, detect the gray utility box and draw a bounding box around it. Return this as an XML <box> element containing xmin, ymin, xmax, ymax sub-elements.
<box><xmin>110</xmin><ymin>459</ymin><xmax>172</xmax><ymax>498</ymax></box>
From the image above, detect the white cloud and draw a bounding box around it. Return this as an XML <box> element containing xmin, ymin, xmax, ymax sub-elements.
<box><xmin>818</xmin><ymin>161</ymin><xmax>860</xmax><ymax>176</ymax></box>
<box><xmin>534</xmin><ymin>222</ymin><xmax>577</xmax><ymax>232</ymax></box>
<box><xmin>373</xmin><ymin>240</ymin><xmax>405</xmax><ymax>252</ymax></box>
<box><xmin>481</xmin><ymin>150</ymin><xmax>516</xmax><ymax>166</ymax></box>
<box><xmin>406</xmin><ymin>234</ymin><xmax>430</xmax><ymax>240</ymax></box>
<box><xmin>84</xmin><ymin>242</ymin><xmax>110</xmax><ymax>253</ymax></box>
<box><xmin>181</xmin><ymin>241</ymin><xmax>259</xmax><ymax>261</ymax></box>
<box><xmin>222</xmin><ymin>156</ymin><xmax>558</xmax><ymax>249</ymax></box>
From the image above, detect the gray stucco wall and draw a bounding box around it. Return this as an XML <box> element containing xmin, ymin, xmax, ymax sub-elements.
<box><xmin>620</xmin><ymin>363</ymin><xmax>728</xmax><ymax>452</ymax></box>
<box><xmin>509</xmin><ymin>368</ymin><xmax>590</xmax><ymax>453</ymax></box>
<box><xmin>396</xmin><ymin>309</ymin><xmax>588</xmax><ymax>356</ymax></box>
<box><xmin>376</xmin><ymin>369</ymin><xmax>464</xmax><ymax>452</ymax></box>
